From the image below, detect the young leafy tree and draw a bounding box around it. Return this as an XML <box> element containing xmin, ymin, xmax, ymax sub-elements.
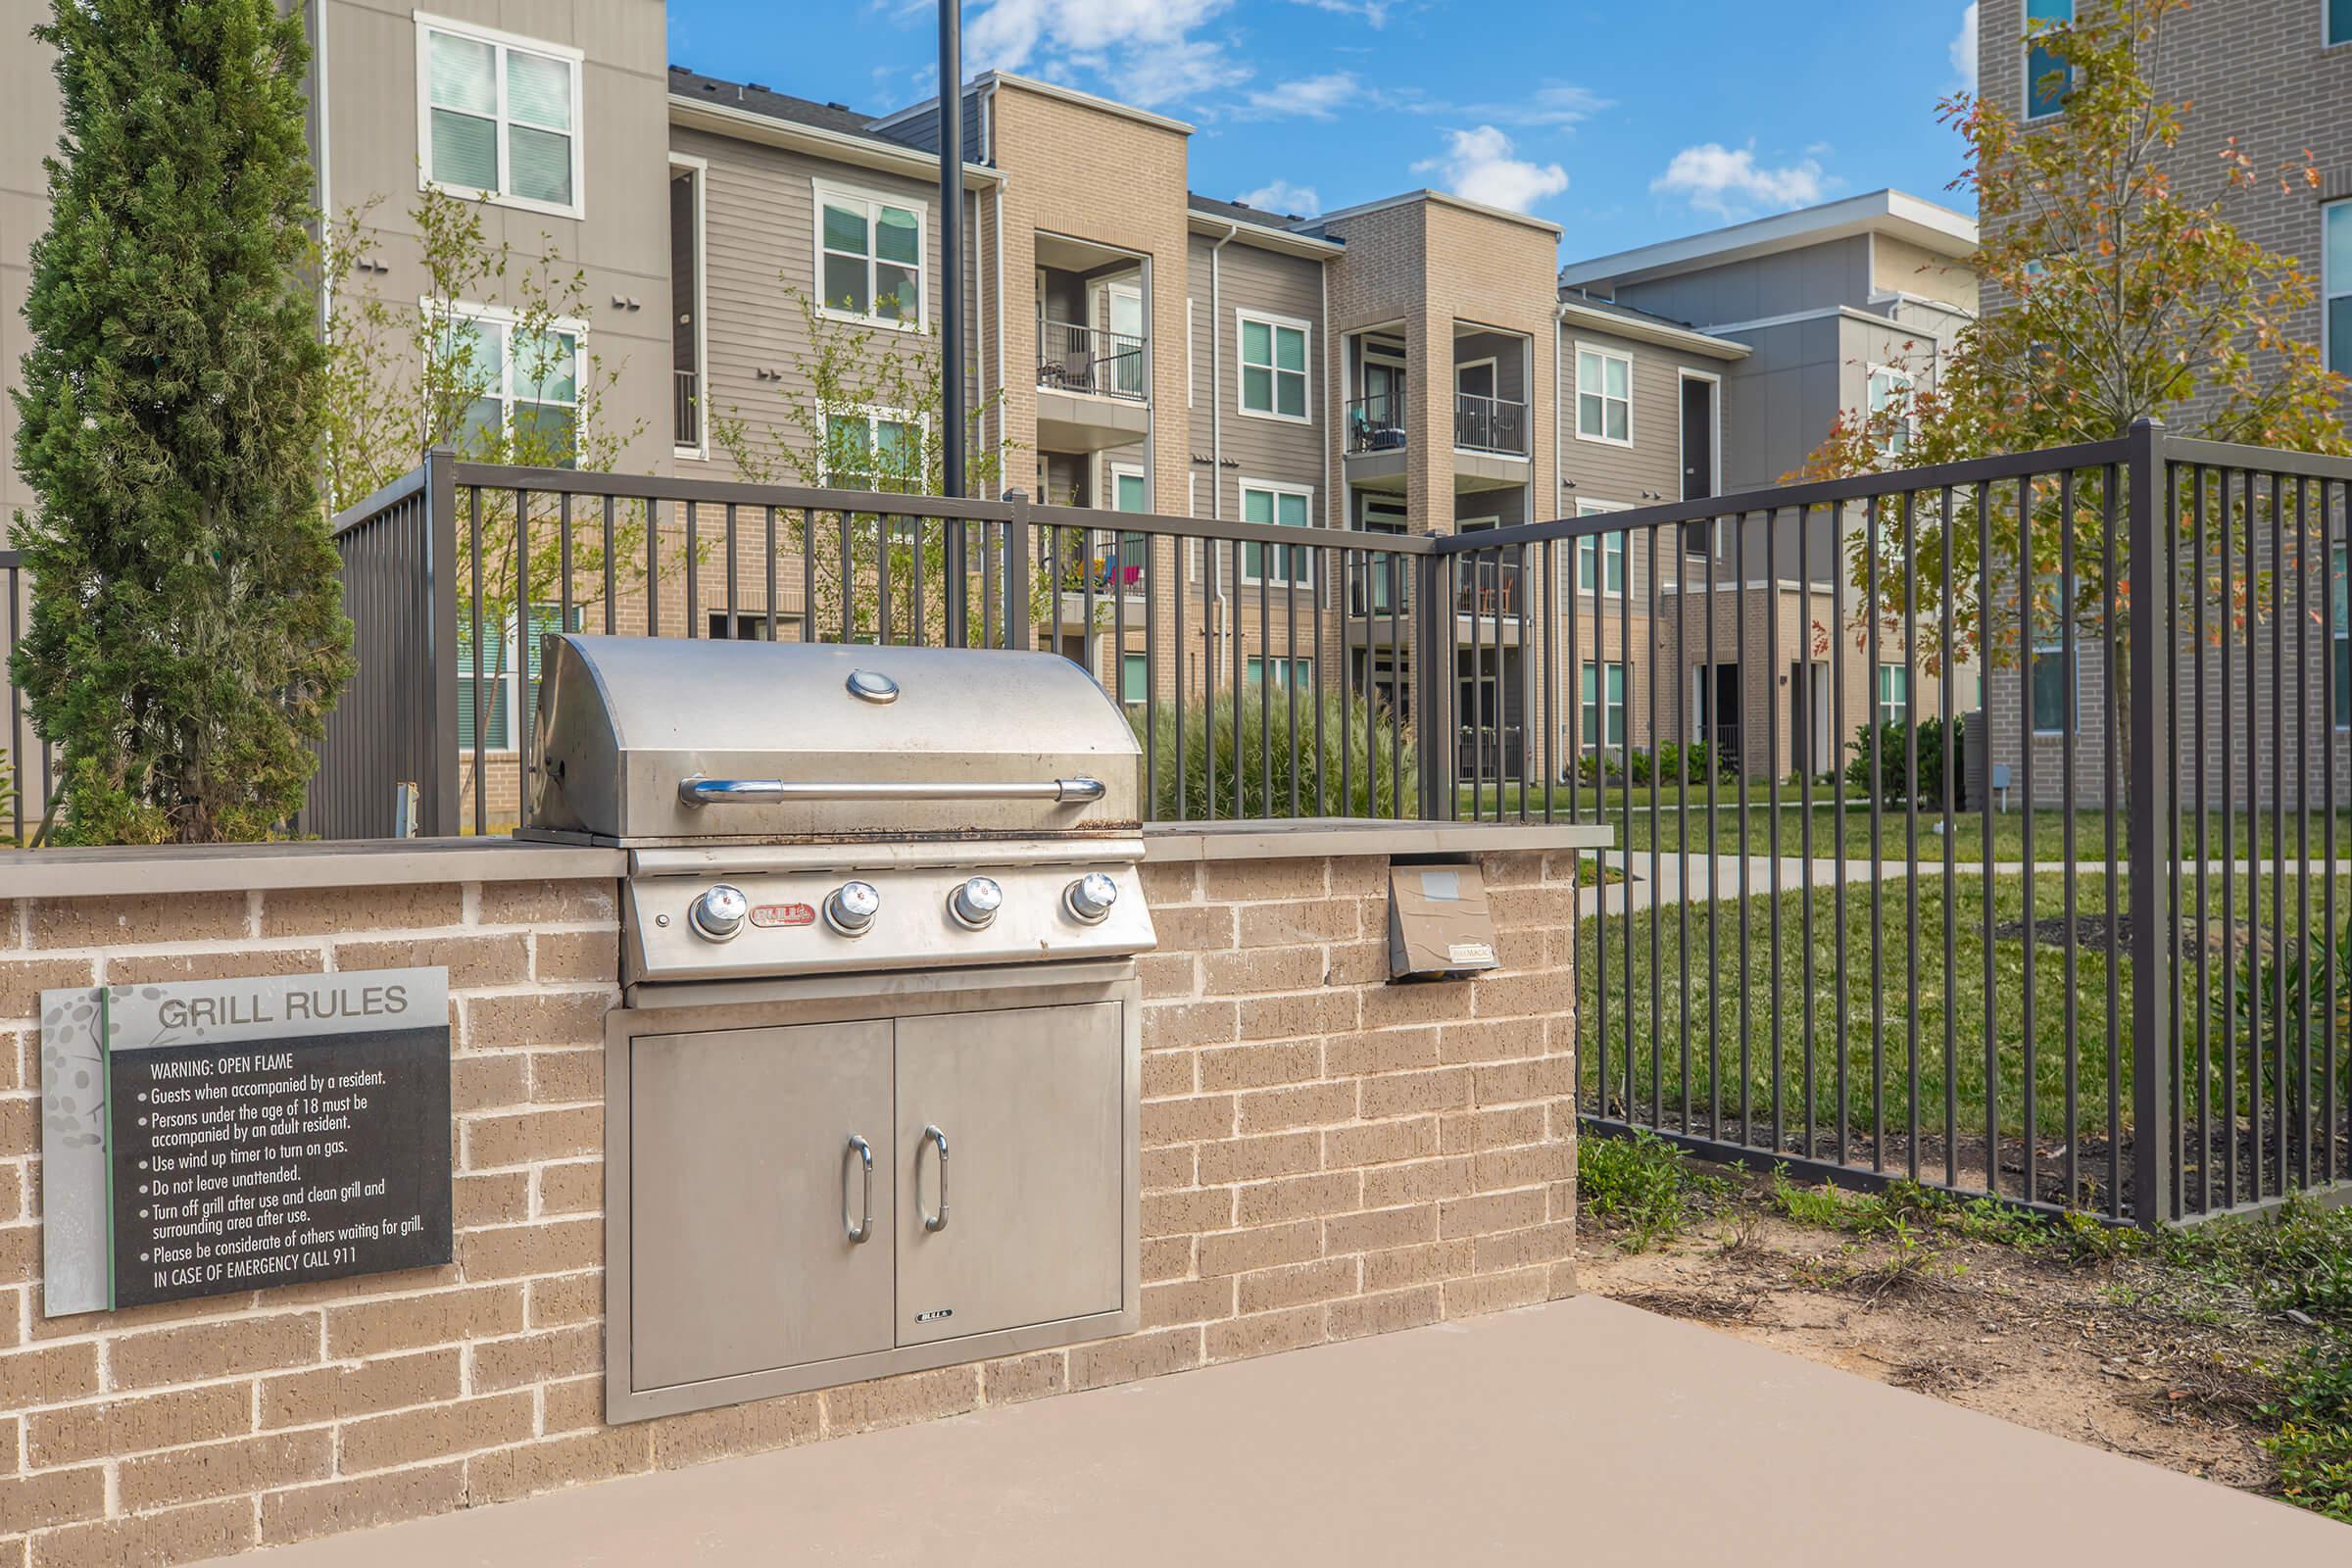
<box><xmin>11</xmin><ymin>0</ymin><xmax>352</xmax><ymax>844</ymax></box>
<box><xmin>1796</xmin><ymin>0</ymin><xmax>2346</xmax><ymax>683</ymax></box>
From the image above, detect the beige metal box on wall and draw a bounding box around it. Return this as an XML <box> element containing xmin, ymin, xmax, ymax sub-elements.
<box><xmin>1387</xmin><ymin>863</ymin><xmax>1502</xmax><ymax>980</ymax></box>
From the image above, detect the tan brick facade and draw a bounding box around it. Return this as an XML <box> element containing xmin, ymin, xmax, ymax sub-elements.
<box><xmin>0</xmin><ymin>846</ymin><xmax>1575</xmax><ymax>1563</ymax></box>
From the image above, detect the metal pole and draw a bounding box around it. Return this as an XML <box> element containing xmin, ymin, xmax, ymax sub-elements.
<box><xmin>2125</xmin><ymin>418</ymin><xmax>2176</xmax><ymax>1225</ymax></box>
<box><xmin>937</xmin><ymin>0</ymin><xmax>968</xmax><ymax>645</ymax></box>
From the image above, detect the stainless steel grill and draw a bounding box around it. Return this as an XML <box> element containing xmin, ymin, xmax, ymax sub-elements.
<box><xmin>523</xmin><ymin>634</ymin><xmax>1152</xmax><ymax>1422</ymax></box>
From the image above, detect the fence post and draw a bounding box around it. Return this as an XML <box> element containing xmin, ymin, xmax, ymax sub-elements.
<box><xmin>423</xmin><ymin>447</ymin><xmax>462</xmax><ymax>838</ymax></box>
<box><xmin>1414</xmin><ymin>533</ymin><xmax>1452</xmax><ymax>819</ymax></box>
<box><xmin>1003</xmin><ymin>490</ymin><xmax>1032</xmax><ymax>652</ymax></box>
<box><xmin>2125</xmin><ymin>417</ymin><xmax>2176</xmax><ymax>1225</ymax></box>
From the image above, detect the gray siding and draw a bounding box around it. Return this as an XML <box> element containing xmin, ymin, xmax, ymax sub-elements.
<box><xmin>1610</xmin><ymin>236</ymin><xmax>1873</xmax><ymax>329</ymax></box>
<box><xmin>1184</xmin><ymin>231</ymin><xmax>1327</xmax><ymax>524</ymax></box>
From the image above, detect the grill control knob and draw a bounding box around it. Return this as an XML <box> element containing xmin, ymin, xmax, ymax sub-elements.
<box><xmin>1064</xmin><ymin>871</ymin><xmax>1120</xmax><ymax>925</ymax></box>
<box><xmin>825</xmin><ymin>880</ymin><xmax>882</xmax><ymax>937</ymax></box>
<box><xmin>948</xmin><ymin>875</ymin><xmax>1004</xmax><ymax>930</ymax></box>
<box><xmin>689</xmin><ymin>884</ymin><xmax>750</xmax><ymax>942</ymax></box>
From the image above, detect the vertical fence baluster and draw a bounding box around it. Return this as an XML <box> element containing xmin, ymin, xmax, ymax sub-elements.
<box><xmin>1799</xmin><ymin>504</ymin><xmax>1815</xmax><ymax>1161</ymax></box>
<box><xmin>2102</xmin><ymin>466</ymin><xmax>2121</xmax><ymax>1217</ymax></box>
<box><xmin>1868</xmin><ymin>494</ymin><xmax>1885</xmax><ymax>1170</ymax></box>
<box><xmin>1980</xmin><ymin>479</ymin><xmax>1998</xmax><ymax>1200</ymax></box>
<box><xmin>2059</xmin><ymin>469</ymin><xmax>2079</xmax><ymax>1207</ymax></box>
<box><xmin>1766</xmin><ymin>509</ymin><xmax>1783</xmax><ymax>1153</ymax></box>
<box><xmin>1649</xmin><ymin>525</ymin><xmax>1664</xmax><ymax>1130</ymax></box>
<box><xmin>2126</xmin><ymin>419</ymin><xmax>2176</xmax><ymax>1226</ymax></box>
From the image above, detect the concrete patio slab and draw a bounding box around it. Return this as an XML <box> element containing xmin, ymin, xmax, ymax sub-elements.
<box><xmin>201</xmin><ymin>1295</ymin><xmax>2343</xmax><ymax>1567</ymax></box>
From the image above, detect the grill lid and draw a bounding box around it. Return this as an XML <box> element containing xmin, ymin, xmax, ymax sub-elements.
<box><xmin>525</xmin><ymin>635</ymin><xmax>1144</xmax><ymax>844</ymax></box>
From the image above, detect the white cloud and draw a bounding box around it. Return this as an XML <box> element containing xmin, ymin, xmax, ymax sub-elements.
<box><xmin>1414</xmin><ymin>126</ymin><xmax>1568</xmax><ymax>215</ymax></box>
<box><xmin>1950</xmin><ymin>2</ymin><xmax>1980</xmax><ymax>92</ymax></box>
<box><xmin>1240</xmin><ymin>71</ymin><xmax>1360</xmax><ymax>121</ymax></box>
<box><xmin>1291</xmin><ymin>0</ymin><xmax>1392</xmax><ymax>24</ymax></box>
<box><xmin>1650</xmin><ymin>142</ymin><xmax>1828</xmax><ymax>220</ymax></box>
<box><xmin>1235</xmin><ymin>179</ymin><xmax>1321</xmax><ymax>218</ymax></box>
<box><xmin>965</xmin><ymin>0</ymin><xmax>1246</xmax><ymax>107</ymax></box>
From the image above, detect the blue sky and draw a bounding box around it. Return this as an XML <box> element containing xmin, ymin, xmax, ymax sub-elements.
<box><xmin>666</xmin><ymin>1</ymin><xmax>1983</xmax><ymax>261</ymax></box>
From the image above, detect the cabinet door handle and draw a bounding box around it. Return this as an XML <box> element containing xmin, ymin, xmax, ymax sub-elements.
<box><xmin>918</xmin><ymin>1124</ymin><xmax>950</xmax><ymax>1233</ymax></box>
<box><xmin>844</xmin><ymin>1135</ymin><xmax>874</xmax><ymax>1244</ymax></box>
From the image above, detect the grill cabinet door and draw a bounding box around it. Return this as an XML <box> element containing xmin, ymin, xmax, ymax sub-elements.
<box><xmin>895</xmin><ymin>1003</ymin><xmax>1125</xmax><ymax>1346</ymax></box>
<box><xmin>629</xmin><ymin>1021</ymin><xmax>896</xmax><ymax>1390</ymax></box>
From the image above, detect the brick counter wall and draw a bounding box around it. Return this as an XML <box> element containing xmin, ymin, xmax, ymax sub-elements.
<box><xmin>0</xmin><ymin>851</ymin><xmax>1577</xmax><ymax>1566</ymax></box>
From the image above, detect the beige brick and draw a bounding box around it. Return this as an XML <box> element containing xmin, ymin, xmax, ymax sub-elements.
<box><xmin>1139</xmin><ymin>1050</ymin><xmax>1197</xmax><ymax>1099</ymax></box>
<box><xmin>1324</xmin><ymin>1027</ymin><xmax>1439</xmax><ymax>1078</ymax></box>
<box><xmin>1325</xmin><ymin>939</ymin><xmax>1391</xmax><ymax>987</ymax></box>
<box><xmin>1069</xmin><ymin>1326</ymin><xmax>1200</xmax><ymax>1392</ymax></box>
<box><xmin>27</xmin><ymin>1383</ymin><xmax>249</xmax><ymax>1467</ymax></box>
<box><xmin>468</xmin><ymin>1425</ymin><xmax>654</xmax><ymax>1505</ymax></box>
<box><xmin>1470</xmin><ymin>970</ymin><xmax>1571</xmax><ymax>1019</ymax></box>
<box><xmin>651</xmin><ymin>1396</ymin><xmax>819</xmax><ymax>1469</ymax></box>
<box><xmin>1137</xmin><ymin>861</ymin><xmax>1200</xmax><ymax>906</ymax></box>
<box><xmin>534</xmin><ymin>929</ymin><xmax>619</xmax><ymax>983</ymax></box>
<box><xmin>536</xmin><ymin>1159</ymin><xmax>604</xmax><ymax>1216</ymax></box>
<box><xmin>1141</xmin><ymin>1146</ymin><xmax>1195</xmax><ymax>1193</ymax></box>
<box><xmin>0</xmin><ymin>957</ymin><xmax>96</xmax><ymax>1021</ymax></box>
<box><xmin>527</xmin><ymin>1273</ymin><xmax>602</xmax><ymax>1329</ymax></box>
<box><xmin>1196</xmin><ymin>1041</ymin><xmax>1320</xmax><ymax>1092</ymax></box>
<box><xmin>459</xmin><ymin>1217</ymin><xmax>601</xmax><ymax>1281</ymax></box>
<box><xmin>1237</xmin><ymin>898</ymin><xmax>1359</xmax><ymax>947</ymax></box>
<box><xmin>1140</xmin><ymin>1095</ymin><xmax>1233</xmax><ymax>1148</ymax></box>
<box><xmin>338</xmin><ymin>933</ymin><xmax>528</xmax><ymax>988</ymax></box>
<box><xmin>1198</xmin><ymin>1219</ymin><xmax>1321</xmax><ymax>1278</ymax></box>
<box><xmin>1325</xmin><ymin>1116</ymin><xmax>1440</xmax><ymax>1169</ymax></box>
<box><xmin>29</xmin><ymin>893</ymin><xmax>248</xmax><ymax>949</ymax></box>
<box><xmin>0</xmin><ymin>1466</ymin><xmax>103</xmax><ymax>1534</ymax></box>
<box><xmin>1141</xmin><ymin>1001</ymin><xmax>1237</xmax><ymax>1053</ymax></box>
<box><xmin>340</xmin><ymin>1391</ymin><xmax>535</xmax><ymax>1473</ymax></box>
<box><xmin>119</xmin><ymin>1429</ymin><xmax>332</xmax><ymax>1512</ymax></box>
<box><xmin>1479</xmin><ymin>852</ymin><xmax>1548</xmax><ymax>889</ymax></box>
<box><xmin>542</xmin><ymin>1375</ymin><xmax>603</xmax><ymax>1434</ymax></box>
<box><xmin>1441</xmin><ymin>1103</ymin><xmax>1548</xmax><ymax>1154</ymax></box>
<box><xmin>981</xmin><ymin>1350</ymin><xmax>1067</xmax><ymax>1405</ymax></box>
<box><xmin>260</xmin><ymin>1463</ymin><xmax>465</xmax><ymax>1547</ymax></box>
<box><xmin>823</xmin><ymin>1366</ymin><xmax>978</xmax><ymax>1435</ymax></box>
<box><xmin>1236</xmin><ymin>1170</ymin><xmax>1360</xmax><ymax>1227</ymax></box>
<box><xmin>1328</xmin><ymin>1284</ymin><xmax>1444</xmax><ymax>1342</ymax></box>
<box><xmin>1475</xmin><ymin>1221</ymin><xmax>1577</xmax><ymax>1274</ymax></box>
<box><xmin>0</xmin><ymin>1105</ymin><xmax>33</xmax><ymax>1163</ymax></box>
<box><xmin>1439</xmin><ymin>1017</ymin><xmax>1545</xmax><ymax>1064</ymax></box>
<box><xmin>1141</xmin><ymin>1187</ymin><xmax>1233</xmax><ymax>1239</ymax></box>
<box><xmin>261</xmin><ymin>884</ymin><xmax>462</xmax><ymax>938</ymax></box>
<box><xmin>1361</xmin><ymin>1239</ymin><xmax>1475</xmax><ymax>1293</ymax></box>
<box><xmin>1204</xmin><ymin>1305</ymin><xmax>1325</xmax><ymax>1363</ymax></box>
<box><xmin>1143</xmin><ymin>1276</ymin><xmax>1234</xmax><ymax>1329</ymax></box>
<box><xmin>1358</xmin><ymin>982</ymin><xmax>1468</xmax><ymax>1030</ymax></box>
<box><xmin>1140</xmin><ymin>1237</ymin><xmax>1195</xmax><ymax>1283</ymax></box>
<box><xmin>1441</xmin><ymin>1188</ymin><xmax>1548</xmax><ymax>1240</ymax></box>
<box><xmin>1196</xmin><ymin>1131</ymin><xmax>1319</xmax><ymax>1186</ymax></box>
<box><xmin>454</xmin><ymin>1171</ymin><xmax>530</xmax><ymax>1230</ymax></box>
<box><xmin>1202</xmin><ymin>860</ymin><xmax>1324</xmax><ymax>902</ymax></box>
<box><xmin>469</xmin><ymin>1325</ymin><xmax>599</xmax><ymax>1392</ymax></box>
<box><xmin>260</xmin><ymin>1348</ymin><xmax>461</xmax><ymax>1428</ymax></box>
<box><xmin>450</xmin><ymin>1053</ymin><xmax>530</xmax><ymax>1113</ymax></box>
<box><xmin>1201</xmin><ymin>947</ymin><xmax>1328</xmax><ymax>997</ymax></box>
<box><xmin>28</xmin><ymin>1495</ymin><xmax>254</xmax><ymax>1568</ymax></box>
<box><xmin>465</xmin><ymin>991</ymin><xmax>611</xmax><ymax>1050</ymax></box>
<box><xmin>1144</xmin><ymin>902</ymin><xmax>1230</xmax><ymax>950</ymax></box>
<box><xmin>109</xmin><ymin>1313</ymin><xmax>319</xmax><ymax>1391</ymax></box>
<box><xmin>1324</xmin><ymin>1202</ymin><xmax>1437</xmax><ymax>1255</ymax></box>
<box><xmin>1444</xmin><ymin>1266</ymin><xmax>1550</xmax><ymax>1317</ymax></box>
<box><xmin>1472</xmin><ymin>1055</ymin><xmax>1576</xmax><ymax>1107</ymax></box>
<box><xmin>1237</xmin><ymin>1256</ymin><xmax>1356</xmax><ymax>1314</ymax></box>
<box><xmin>528</xmin><ymin>1049</ymin><xmax>605</xmax><ymax>1104</ymax></box>
<box><xmin>475</xmin><ymin>880</ymin><xmax>618</xmax><ymax>926</ymax></box>
<box><xmin>1234</xmin><ymin>991</ymin><xmax>1357</xmax><ymax>1044</ymax></box>
<box><xmin>1138</xmin><ymin>954</ymin><xmax>1198</xmax><ymax>1000</ymax></box>
<box><xmin>1237</xmin><ymin>1081</ymin><xmax>1356</xmax><ymax>1134</ymax></box>
<box><xmin>326</xmin><ymin>1285</ymin><xmax>525</xmax><ymax>1358</ymax></box>
<box><xmin>464</xmin><ymin>1104</ymin><xmax>602</xmax><ymax>1170</ymax></box>
<box><xmin>1471</xmin><ymin>1139</ymin><xmax>1574</xmax><ymax>1192</ymax></box>
<box><xmin>1362</xmin><ymin>1155</ymin><xmax>1475</xmax><ymax>1208</ymax></box>
<box><xmin>1358</xmin><ymin>1066</ymin><xmax>1474</xmax><ymax>1119</ymax></box>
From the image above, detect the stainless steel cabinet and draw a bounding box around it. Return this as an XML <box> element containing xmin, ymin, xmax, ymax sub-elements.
<box><xmin>895</xmin><ymin>1003</ymin><xmax>1125</xmax><ymax>1346</ymax></box>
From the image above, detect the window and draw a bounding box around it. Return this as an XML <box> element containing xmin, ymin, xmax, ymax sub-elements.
<box><xmin>1580</xmin><ymin>662</ymin><xmax>1627</xmax><ymax>749</ymax></box>
<box><xmin>2030</xmin><ymin>642</ymin><xmax>2073</xmax><ymax>735</ymax></box>
<box><xmin>2336</xmin><ymin>546</ymin><xmax>2350</xmax><ymax>730</ymax></box>
<box><xmin>1241</xmin><ymin>481</ymin><xmax>1314</xmax><ymax>587</ymax></box>
<box><xmin>1867</xmin><ymin>368</ymin><xmax>1915</xmax><ymax>457</ymax></box>
<box><xmin>459</xmin><ymin>602</ymin><xmax>582</xmax><ymax>753</ymax></box>
<box><xmin>1574</xmin><ymin>501</ymin><xmax>1628</xmax><ymax>594</ymax></box>
<box><xmin>417</xmin><ymin>18</ymin><xmax>581</xmax><ymax>216</ymax></box>
<box><xmin>2335</xmin><ymin>0</ymin><xmax>2352</xmax><ymax>47</ymax></box>
<box><xmin>1239</xmin><ymin>312</ymin><xmax>1309</xmax><ymax>421</ymax></box>
<box><xmin>1105</xmin><ymin>464</ymin><xmax>1147</xmax><ymax>587</ymax></box>
<box><xmin>1876</xmin><ymin>665</ymin><xmax>1911</xmax><ymax>729</ymax></box>
<box><xmin>1122</xmin><ymin>654</ymin><xmax>1149</xmax><ymax>706</ymax></box>
<box><xmin>1246</xmin><ymin>656</ymin><xmax>1315</xmax><ymax>689</ymax></box>
<box><xmin>670</xmin><ymin>159</ymin><xmax>707</xmax><ymax>457</ymax></box>
<box><xmin>1576</xmin><ymin>346</ymin><xmax>1633</xmax><ymax>445</ymax></box>
<box><xmin>819</xmin><ymin>408</ymin><xmax>924</xmax><ymax>491</ymax></box>
<box><xmin>2327</xmin><ymin>203</ymin><xmax>2352</xmax><ymax>380</ymax></box>
<box><xmin>2024</xmin><ymin>0</ymin><xmax>2075</xmax><ymax>121</ymax></box>
<box><xmin>435</xmin><ymin>308</ymin><xmax>583</xmax><ymax>466</ymax></box>
<box><xmin>816</xmin><ymin>184</ymin><xmax>924</xmax><ymax>326</ymax></box>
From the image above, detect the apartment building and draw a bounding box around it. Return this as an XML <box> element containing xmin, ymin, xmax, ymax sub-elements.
<box><xmin>1557</xmin><ymin>190</ymin><xmax>1981</xmax><ymax>778</ymax></box>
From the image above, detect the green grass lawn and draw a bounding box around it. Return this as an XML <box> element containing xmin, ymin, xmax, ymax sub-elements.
<box><xmin>1577</xmin><ymin>867</ymin><xmax>2352</xmax><ymax>1171</ymax></box>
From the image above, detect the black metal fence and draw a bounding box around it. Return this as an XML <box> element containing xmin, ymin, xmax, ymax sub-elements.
<box><xmin>1</xmin><ymin>550</ymin><xmax>58</xmax><ymax>847</ymax></box>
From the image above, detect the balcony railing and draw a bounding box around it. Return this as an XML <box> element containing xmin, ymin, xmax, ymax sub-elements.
<box><xmin>1454</xmin><ymin>392</ymin><xmax>1528</xmax><ymax>457</ymax></box>
<box><xmin>1346</xmin><ymin>392</ymin><xmax>1408</xmax><ymax>456</ymax></box>
<box><xmin>1455</xmin><ymin>555</ymin><xmax>1523</xmax><ymax>618</ymax></box>
<box><xmin>1038</xmin><ymin>320</ymin><xmax>1146</xmax><ymax>402</ymax></box>
<box><xmin>673</xmin><ymin>368</ymin><xmax>700</xmax><ymax>451</ymax></box>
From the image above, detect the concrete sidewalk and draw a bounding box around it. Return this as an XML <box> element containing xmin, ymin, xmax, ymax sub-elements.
<box><xmin>201</xmin><ymin>1295</ymin><xmax>2343</xmax><ymax>1567</ymax></box>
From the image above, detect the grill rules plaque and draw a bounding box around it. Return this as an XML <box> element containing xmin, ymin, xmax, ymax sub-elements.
<box><xmin>40</xmin><ymin>968</ymin><xmax>453</xmax><ymax>1315</ymax></box>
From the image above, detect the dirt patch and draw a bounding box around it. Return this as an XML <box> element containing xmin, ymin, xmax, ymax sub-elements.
<box><xmin>1575</xmin><ymin>1177</ymin><xmax>2298</xmax><ymax>1494</ymax></box>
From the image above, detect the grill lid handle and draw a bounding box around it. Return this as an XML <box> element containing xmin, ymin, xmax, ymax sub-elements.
<box><xmin>677</xmin><ymin>775</ymin><xmax>1106</xmax><ymax>808</ymax></box>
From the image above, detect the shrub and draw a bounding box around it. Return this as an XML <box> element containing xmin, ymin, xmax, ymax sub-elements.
<box><xmin>1580</xmin><ymin>1132</ymin><xmax>1725</xmax><ymax>1252</ymax></box>
<box><xmin>1132</xmin><ymin>681</ymin><xmax>1415</xmax><ymax>821</ymax></box>
<box><xmin>1843</xmin><ymin>715</ymin><xmax>1954</xmax><ymax>806</ymax></box>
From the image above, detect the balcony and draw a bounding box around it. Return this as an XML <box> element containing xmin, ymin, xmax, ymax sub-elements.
<box><xmin>1346</xmin><ymin>392</ymin><xmax>1408</xmax><ymax>456</ymax></box>
<box><xmin>1455</xmin><ymin>555</ymin><xmax>1523</xmax><ymax>619</ymax></box>
<box><xmin>673</xmin><ymin>368</ymin><xmax>701</xmax><ymax>453</ymax></box>
<box><xmin>1035</xmin><ymin>318</ymin><xmax>1151</xmax><ymax>454</ymax></box>
<box><xmin>1453</xmin><ymin>393</ymin><xmax>1527</xmax><ymax>458</ymax></box>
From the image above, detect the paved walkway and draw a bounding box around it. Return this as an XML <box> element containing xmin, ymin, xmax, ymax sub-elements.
<box><xmin>200</xmin><ymin>1296</ymin><xmax>2341</xmax><ymax>1567</ymax></box>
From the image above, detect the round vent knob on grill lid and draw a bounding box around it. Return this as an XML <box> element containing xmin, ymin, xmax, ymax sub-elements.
<box><xmin>948</xmin><ymin>876</ymin><xmax>1003</xmax><ymax>930</ymax></box>
<box><xmin>825</xmin><ymin>880</ymin><xmax>882</xmax><ymax>937</ymax></box>
<box><xmin>689</xmin><ymin>883</ymin><xmax>750</xmax><ymax>942</ymax></box>
<box><xmin>1063</xmin><ymin>872</ymin><xmax>1119</xmax><ymax>925</ymax></box>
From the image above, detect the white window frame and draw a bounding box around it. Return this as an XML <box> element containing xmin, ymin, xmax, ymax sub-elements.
<box><xmin>2030</xmin><ymin>640</ymin><xmax>2076</xmax><ymax>737</ymax></box>
<box><xmin>1580</xmin><ymin>661</ymin><xmax>1628</xmax><ymax>750</ymax></box>
<box><xmin>1875</xmin><ymin>664</ymin><xmax>1911</xmax><ymax>729</ymax></box>
<box><xmin>1574</xmin><ymin>342</ymin><xmax>1635</xmax><ymax>448</ymax></box>
<box><xmin>1238</xmin><ymin>477</ymin><xmax>1316</xmax><ymax>588</ymax></box>
<box><xmin>1245</xmin><ymin>655</ymin><xmax>1315</xmax><ymax>690</ymax></box>
<box><xmin>1186</xmin><ymin>298</ymin><xmax>1196</xmax><ymax>409</ymax></box>
<box><xmin>1866</xmin><ymin>365</ymin><xmax>1917</xmax><ymax>457</ymax></box>
<box><xmin>670</xmin><ymin>154</ymin><xmax>710</xmax><ymax>461</ymax></box>
<box><xmin>2023</xmin><ymin>0</ymin><xmax>2076</xmax><ymax>123</ymax></box>
<box><xmin>2335</xmin><ymin>544</ymin><xmax>2351</xmax><ymax>731</ymax></box>
<box><xmin>425</xmin><ymin>299</ymin><xmax>588</xmax><ymax>460</ymax></box>
<box><xmin>815</xmin><ymin>403</ymin><xmax>930</xmax><ymax>489</ymax></box>
<box><xmin>1572</xmin><ymin>499</ymin><xmax>1629</xmax><ymax>596</ymax></box>
<box><xmin>812</xmin><ymin>180</ymin><xmax>929</xmax><ymax>332</ymax></box>
<box><xmin>460</xmin><ymin>601</ymin><xmax>584</xmax><ymax>756</ymax></box>
<box><xmin>415</xmin><ymin>14</ymin><xmax>584</xmax><ymax>220</ymax></box>
<box><xmin>1236</xmin><ymin>308</ymin><xmax>1312</xmax><ymax>425</ymax></box>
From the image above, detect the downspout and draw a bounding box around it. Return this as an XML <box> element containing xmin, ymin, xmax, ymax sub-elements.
<box><xmin>1208</xmin><ymin>221</ymin><xmax>1238</xmax><ymax>673</ymax></box>
<box><xmin>313</xmin><ymin>0</ymin><xmax>332</xmax><ymax>337</ymax></box>
<box><xmin>1554</xmin><ymin>302</ymin><xmax>1566</xmax><ymax>782</ymax></box>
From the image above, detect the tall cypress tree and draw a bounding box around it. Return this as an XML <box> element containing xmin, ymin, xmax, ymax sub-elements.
<box><xmin>12</xmin><ymin>0</ymin><xmax>351</xmax><ymax>844</ymax></box>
